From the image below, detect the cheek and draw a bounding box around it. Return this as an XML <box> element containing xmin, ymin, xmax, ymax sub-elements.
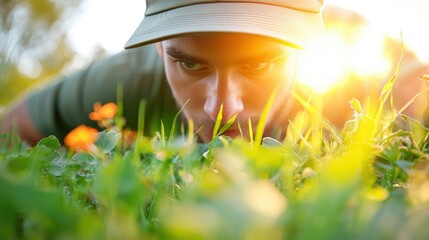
<box><xmin>164</xmin><ymin>63</ymin><xmax>209</xmax><ymax>113</ymax></box>
<box><xmin>242</xmin><ymin>75</ymin><xmax>290</xmax><ymax>111</ymax></box>
<box><xmin>242</xmin><ymin>84</ymin><xmax>271</xmax><ymax>110</ymax></box>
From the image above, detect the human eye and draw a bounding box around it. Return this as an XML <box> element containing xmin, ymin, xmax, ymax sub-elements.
<box><xmin>241</xmin><ymin>62</ymin><xmax>273</xmax><ymax>75</ymax></box>
<box><xmin>178</xmin><ymin>61</ymin><xmax>208</xmax><ymax>72</ymax></box>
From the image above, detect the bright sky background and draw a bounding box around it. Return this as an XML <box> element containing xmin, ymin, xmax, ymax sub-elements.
<box><xmin>69</xmin><ymin>0</ymin><xmax>429</xmax><ymax>63</ymax></box>
<box><xmin>329</xmin><ymin>0</ymin><xmax>429</xmax><ymax>64</ymax></box>
<box><xmin>68</xmin><ymin>0</ymin><xmax>146</xmax><ymax>66</ymax></box>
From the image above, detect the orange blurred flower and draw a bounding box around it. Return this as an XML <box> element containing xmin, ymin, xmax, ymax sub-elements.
<box><xmin>121</xmin><ymin>130</ymin><xmax>138</xmax><ymax>147</ymax></box>
<box><xmin>89</xmin><ymin>102</ymin><xmax>118</xmax><ymax>122</ymax></box>
<box><xmin>64</xmin><ymin>125</ymin><xmax>99</xmax><ymax>152</ymax></box>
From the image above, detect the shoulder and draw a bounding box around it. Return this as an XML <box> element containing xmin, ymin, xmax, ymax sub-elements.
<box><xmin>82</xmin><ymin>44</ymin><xmax>165</xmax><ymax>86</ymax></box>
<box><xmin>93</xmin><ymin>44</ymin><xmax>162</xmax><ymax>72</ymax></box>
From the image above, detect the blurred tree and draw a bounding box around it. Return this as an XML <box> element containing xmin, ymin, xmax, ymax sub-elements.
<box><xmin>0</xmin><ymin>0</ymin><xmax>85</xmax><ymax>105</ymax></box>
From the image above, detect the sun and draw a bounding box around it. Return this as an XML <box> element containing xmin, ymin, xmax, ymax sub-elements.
<box><xmin>295</xmin><ymin>20</ymin><xmax>392</xmax><ymax>94</ymax></box>
<box><xmin>295</xmin><ymin>34</ymin><xmax>349</xmax><ymax>93</ymax></box>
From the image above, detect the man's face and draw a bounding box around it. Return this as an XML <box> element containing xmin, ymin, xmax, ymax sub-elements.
<box><xmin>157</xmin><ymin>33</ymin><xmax>298</xmax><ymax>143</ymax></box>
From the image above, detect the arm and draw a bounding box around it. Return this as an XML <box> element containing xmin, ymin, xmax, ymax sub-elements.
<box><xmin>1</xmin><ymin>44</ymin><xmax>171</xmax><ymax>144</ymax></box>
<box><xmin>0</xmin><ymin>97</ymin><xmax>43</xmax><ymax>145</ymax></box>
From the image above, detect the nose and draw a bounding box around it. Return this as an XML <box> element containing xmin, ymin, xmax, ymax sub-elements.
<box><xmin>204</xmin><ymin>72</ymin><xmax>244</xmax><ymax>123</ymax></box>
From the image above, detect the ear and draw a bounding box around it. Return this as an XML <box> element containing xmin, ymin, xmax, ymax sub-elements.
<box><xmin>155</xmin><ymin>42</ymin><xmax>163</xmax><ymax>57</ymax></box>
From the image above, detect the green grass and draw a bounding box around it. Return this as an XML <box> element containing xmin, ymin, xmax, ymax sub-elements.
<box><xmin>1</xmin><ymin>78</ymin><xmax>429</xmax><ymax>239</ymax></box>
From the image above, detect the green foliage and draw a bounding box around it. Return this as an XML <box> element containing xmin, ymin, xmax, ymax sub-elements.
<box><xmin>0</xmin><ymin>0</ymin><xmax>84</xmax><ymax>105</ymax></box>
<box><xmin>2</xmin><ymin>77</ymin><xmax>429</xmax><ymax>239</ymax></box>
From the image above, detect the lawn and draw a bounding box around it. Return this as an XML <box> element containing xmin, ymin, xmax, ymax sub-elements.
<box><xmin>1</xmin><ymin>76</ymin><xmax>429</xmax><ymax>239</ymax></box>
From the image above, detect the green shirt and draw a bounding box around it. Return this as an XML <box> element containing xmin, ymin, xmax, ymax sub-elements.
<box><xmin>26</xmin><ymin>44</ymin><xmax>178</xmax><ymax>141</ymax></box>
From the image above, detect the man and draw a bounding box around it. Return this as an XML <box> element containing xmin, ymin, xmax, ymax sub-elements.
<box><xmin>0</xmin><ymin>0</ymin><xmax>427</xmax><ymax>145</ymax></box>
<box><xmin>0</xmin><ymin>0</ymin><xmax>325</xmax><ymax>144</ymax></box>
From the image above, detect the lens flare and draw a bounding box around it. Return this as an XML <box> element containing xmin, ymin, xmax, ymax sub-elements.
<box><xmin>296</xmin><ymin>34</ymin><xmax>348</xmax><ymax>93</ymax></box>
<box><xmin>295</xmin><ymin>25</ymin><xmax>392</xmax><ymax>93</ymax></box>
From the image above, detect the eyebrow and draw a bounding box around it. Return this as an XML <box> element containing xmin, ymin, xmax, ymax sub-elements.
<box><xmin>239</xmin><ymin>49</ymin><xmax>291</xmax><ymax>63</ymax></box>
<box><xmin>166</xmin><ymin>47</ymin><xmax>207</xmax><ymax>63</ymax></box>
<box><xmin>166</xmin><ymin>46</ymin><xmax>291</xmax><ymax>63</ymax></box>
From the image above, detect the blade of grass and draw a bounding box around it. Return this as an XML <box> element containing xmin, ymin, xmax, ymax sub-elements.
<box><xmin>287</xmin><ymin>120</ymin><xmax>312</xmax><ymax>149</ymax></box>
<box><xmin>169</xmin><ymin>99</ymin><xmax>189</xmax><ymax>143</ymax></box>
<box><xmin>397</xmin><ymin>90</ymin><xmax>427</xmax><ymax>117</ymax></box>
<box><xmin>217</xmin><ymin>114</ymin><xmax>237</xmax><ymax>136</ymax></box>
<box><xmin>248</xmin><ymin>118</ymin><xmax>254</xmax><ymax>144</ymax></box>
<box><xmin>187</xmin><ymin>118</ymin><xmax>194</xmax><ymax>144</ymax></box>
<box><xmin>160</xmin><ymin>120</ymin><xmax>166</xmax><ymax>147</ymax></box>
<box><xmin>254</xmin><ymin>87</ymin><xmax>278</xmax><ymax>148</ymax></box>
<box><xmin>292</xmin><ymin>91</ymin><xmax>342</xmax><ymax>145</ymax></box>
<box><xmin>375</xmin><ymin>74</ymin><xmax>397</xmax><ymax>123</ymax></box>
<box><xmin>237</xmin><ymin>121</ymin><xmax>244</xmax><ymax>139</ymax></box>
<box><xmin>379</xmin><ymin>86</ymin><xmax>429</xmax><ymax>138</ymax></box>
<box><xmin>212</xmin><ymin>104</ymin><xmax>223</xmax><ymax>140</ymax></box>
<box><xmin>375</xmin><ymin>31</ymin><xmax>404</xmax><ymax>124</ymax></box>
<box><xmin>137</xmin><ymin>99</ymin><xmax>146</xmax><ymax>140</ymax></box>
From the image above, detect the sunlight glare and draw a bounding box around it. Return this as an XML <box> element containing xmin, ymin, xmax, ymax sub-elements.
<box><xmin>350</xmin><ymin>26</ymin><xmax>391</xmax><ymax>77</ymax></box>
<box><xmin>296</xmin><ymin>34</ymin><xmax>349</xmax><ymax>93</ymax></box>
<box><xmin>296</xmin><ymin>24</ymin><xmax>392</xmax><ymax>94</ymax></box>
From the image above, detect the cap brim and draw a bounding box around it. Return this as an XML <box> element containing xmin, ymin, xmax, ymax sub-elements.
<box><xmin>125</xmin><ymin>2</ymin><xmax>324</xmax><ymax>50</ymax></box>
